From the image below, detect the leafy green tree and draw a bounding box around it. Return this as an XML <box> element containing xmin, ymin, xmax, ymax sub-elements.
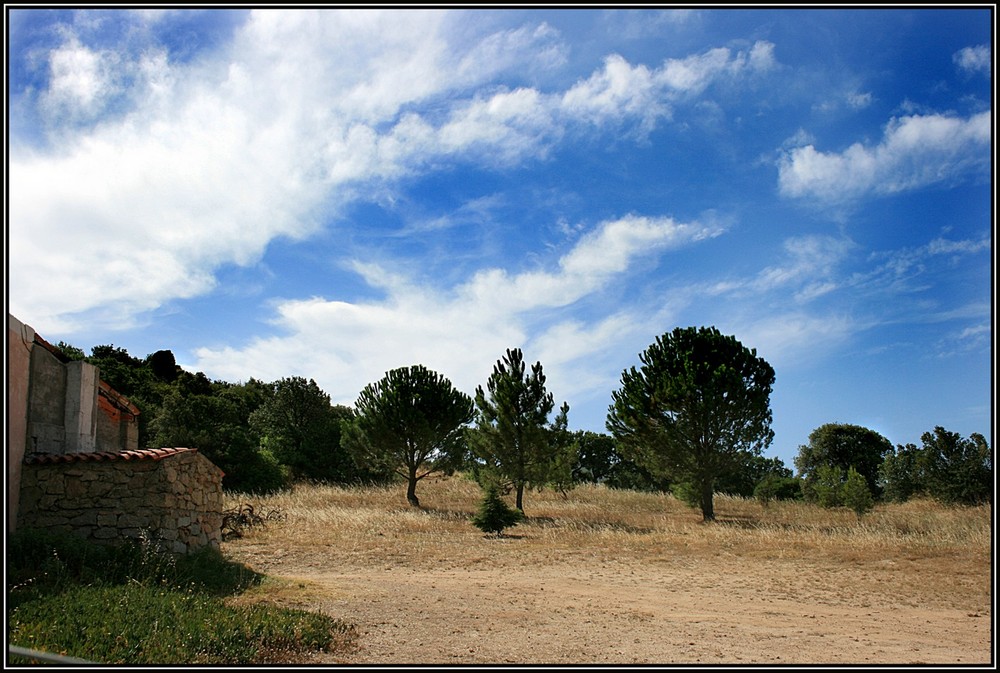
<box><xmin>812</xmin><ymin>464</ymin><xmax>845</xmax><ymax>507</ymax></box>
<box><xmin>879</xmin><ymin>442</ymin><xmax>925</xmax><ymax>503</ymax></box>
<box><xmin>564</xmin><ymin>431</ymin><xmax>672</xmax><ymax>492</ymax></box>
<box><xmin>544</xmin><ymin>402</ymin><xmax>577</xmax><ymax>497</ymax></box>
<box><xmin>607</xmin><ymin>326</ymin><xmax>775</xmax><ymax>522</ymax></box>
<box><xmin>753</xmin><ymin>468</ymin><xmax>802</xmax><ymax>506</ymax></box>
<box><xmin>570</xmin><ymin>431</ymin><xmax>619</xmax><ymax>484</ymax></box>
<box><xmin>147</xmin><ymin>350</ymin><xmax>179</xmax><ymax>383</ymax></box>
<box><xmin>149</xmin><ymin>379</ymin><xmax>287</xmax><ymax>493</ymax></box>
<box><xmin>715</xmin><ymin>454</ymin><xmax>792</xmax><ymax>498</ymax></box>
<box><xmin>752</xmin><ymin>473</ymin><xmax>780</xmax><ymax>507</ymax></box>
<box><xmin>343</xmin><ymin>365</ymin><xmax>474</xmax><ymax>507</ymax></box>
<box><xmin>249</xmin><ymin>377</ymin><xmax>350</xmax><ymax>483</ymax></box>
<box><xmin>470</xmin><ymin>484</ymin><xmax>524</xmax><ymax>537</ymax></box>
<box><xmin>471</xmin><ymin>348</ymin><xmax>570</xmax><ymax>513</ymax></box>
<box><xmin>54</xmin><ymin>341</ymin><xmax>86</xmax><ymax>361</ymax></box>
<box><xmin>843</xmin><ymin>467</ymin><xmax>874</xmax><ymax>518</ymax></box>
<box><xmin>794</xmin><ymin>423</ymin><xmax>891</xmax><ymax>501</ymax></box>
<box><xmin>919</xmin><ymin>427</ymin><xmax>991</xmax><ymax>505</ymax></box>
<box><xmin>604</xmin><ymin>460</ymin><xmax>673</xmax><ymax>493</ymax></box>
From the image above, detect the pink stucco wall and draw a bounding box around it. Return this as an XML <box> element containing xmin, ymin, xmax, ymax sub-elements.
<box><xmin>8</xmin><ymin>314</ymin><xmax>34</xmax><ymax>532</ymax></box>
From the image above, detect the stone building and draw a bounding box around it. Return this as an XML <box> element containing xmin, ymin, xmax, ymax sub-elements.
<box><xmin>7</xmin><ymin>314</ymin><xmax>224</xmax><ymax>553</ymax></box>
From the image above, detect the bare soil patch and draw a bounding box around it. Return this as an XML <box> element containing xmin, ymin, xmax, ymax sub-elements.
<box><xmin>220</xmin><ymin>479</ymin><xmax>992</xmax><ymax>666</ymax></box>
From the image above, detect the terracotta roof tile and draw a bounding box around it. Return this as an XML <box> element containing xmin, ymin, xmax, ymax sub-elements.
<box><xmin>24</xmin><ymin>447</ymin><xmax>198</xmax><ymax>465</ymax></box>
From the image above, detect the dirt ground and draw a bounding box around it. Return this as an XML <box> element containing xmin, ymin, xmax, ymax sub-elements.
<box><xmin>223</xmin><ymin>539</ymin><xmax>993</xmax><ymax>666</ymax></box>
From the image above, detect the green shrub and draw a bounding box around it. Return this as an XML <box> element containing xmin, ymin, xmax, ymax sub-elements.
<box><xmin>471</xmin><ymin>484</ymin><xmax>524</xmax><ymax>536</ymax></box>
<box><xmin>812</xmin><ymin>464</ymin><xmax>845</xmax><ymax>508</ymax></box>
<box><xmin>843</xmin><ymin>467</ymin><xmax>875</xmax><ymax>518</ymax></box>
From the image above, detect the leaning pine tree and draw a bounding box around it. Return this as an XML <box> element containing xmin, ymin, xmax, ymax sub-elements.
<box><xmin>471</xmin><ymin>484</ymin><xmax>524</xmax><ymax>537</ymax></box>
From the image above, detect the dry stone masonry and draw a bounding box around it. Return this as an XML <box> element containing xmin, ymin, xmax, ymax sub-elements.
<box><xmin>9</xmin><ymin>314</ymin><xmax>226</xmax><ymax>555</ymax></box>
<box><xmin>18</xmin><ymin>448</ymin><xmax>225</xmax><ymax>554</ymax></box>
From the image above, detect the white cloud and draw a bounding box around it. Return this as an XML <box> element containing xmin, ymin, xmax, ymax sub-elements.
<box><xmin>40</xmin><ymin>37</ymin><xmax>117</xmax><ymax>121</ymax></box>
<box><xmin>847</xmin><ymin>91</ymin><xmax>872</xmax><ymax>109</ymax></box>
<box><xmin>954</xmin><ymin>44</ymin><xmax>991</xmax><ymax>76</ymax></box>
<box><xmin>658</xmin><ymin>41</ymin><xmax>774</xmax><ymax>94</ymax></box>
<box><xmin>562</xmin><ymin>54</ymin><xmax>667</xmax><ymax>132</ymax></box>
<box><xmin>707</xmin><ymin>235</ymin><xmax>854</xmax><ymax>301</ymax></box>
<box><xmin>11</xmin><ymin>11</ymin><xmax>768</xmax><ymax>336</ymax></box>
<box><xmin>561</xmin><ymin>41</ymin><xmax>777</xmax><ymax>135</ymax></box>
<box><xmin>193</xmin><ymin>213</ymin><xmax>719</xmax><ymax>405</ymax></box>
<box><xmin>778</xmin><ymin>111</ymin><xmax>991</xmax><ymax>203</ymax></box>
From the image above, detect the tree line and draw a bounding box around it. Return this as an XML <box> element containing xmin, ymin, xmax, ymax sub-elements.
<box><xmin>56</xmin><ymin>326</ymin><xmax>991</xmax><ymax>519</ymax></box>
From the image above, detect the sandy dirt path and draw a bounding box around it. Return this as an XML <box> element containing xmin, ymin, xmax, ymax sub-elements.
<box><xmin>234</xmin><ymin>553</ymin><xmax>991</xmax><ymax>666</ymax></box>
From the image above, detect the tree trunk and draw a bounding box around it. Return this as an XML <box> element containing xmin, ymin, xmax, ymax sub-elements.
<box><xmin>700</xmin><ymin>480</ymin><xmax>715</xmax><ymax>522</ymax></box>
<box><xmin>406</xmin><ymin>472</ymin><xmax>420</xmax><ymax>508</ymax></box>
<box><xmin>515</xmin><ymin>482</ymin><xmax>525</xmax><ymax>513</ymax></box>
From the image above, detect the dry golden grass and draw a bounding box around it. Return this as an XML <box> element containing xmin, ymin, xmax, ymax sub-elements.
<box><xmin>220</xmin><ymin>474</ymin><xmax>992</xmax><ymax>665</ymax></box>
<box><xmin>223</xmin><ymin>473</ymin><xmax>990</xmax><ymax>571</ymax></box>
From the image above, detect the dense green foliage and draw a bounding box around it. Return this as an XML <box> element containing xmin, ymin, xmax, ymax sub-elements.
<box><xmin>607</xmin><ymin>326</ymin><xmax>776</xmax><ymax>521</ymax></box>
<box><xmin>7</xmin><ymin>528</ymin><xmax>352</xmax><ymax>665</ymax></box>
<box><xmin>880</xmin><ymin>427</ymin><xmax>992</xmax><ymax>505</ymax></box>
<box><xmin>753</xmin><ymin>473</ymin><xmax>802</xmax><ymax>506</ymax></box>
<box><xmin>471</xmin><ymin>348</ymin><xmax>573</xmax><ymax>513</ymax></box>
<box><xmin>795</xmin><ymin>423</ymin><xmax>891</xmax><ymax>501</ymax></box>
<box><xmin>343</xmin><ymin>365</ymin><xmax>474</xmax><ymax>507</ymax></box>
<box><xmin>249</xmin><ymin>377</ymin><xmax>357</xmax><ymax>483</ymax></box>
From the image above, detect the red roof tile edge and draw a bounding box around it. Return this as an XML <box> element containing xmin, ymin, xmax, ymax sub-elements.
<box><xmin>24</xmin><ymin>447</ymin><xmax>198</xmax><ymax>465</ymax></box>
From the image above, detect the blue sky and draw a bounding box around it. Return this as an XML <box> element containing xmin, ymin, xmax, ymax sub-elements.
<box><xmin>6</xmin><ymin>8</ymin><xmax>993</xmax><ymax>469</ymax></box>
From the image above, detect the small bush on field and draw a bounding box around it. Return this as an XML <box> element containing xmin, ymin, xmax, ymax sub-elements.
<box><xmin>7</xmin><ymin>527</ymin><xmax>354</xmax><ymax>665</ymax></box>
<box><xmin>471</xmin><ymin>484</ymin><xmax>524</xmax><ymax>536</ymax></box>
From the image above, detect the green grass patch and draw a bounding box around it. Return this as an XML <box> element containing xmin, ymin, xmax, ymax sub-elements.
<box><xmin>7</xmin><ymin>527</ymin><xmax>355</xmax><ymax>665</ymax></box>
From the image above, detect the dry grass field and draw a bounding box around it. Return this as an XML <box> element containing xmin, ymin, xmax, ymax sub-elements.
<box><xmin>220</xmin><ymin>475</ymin><xmax>993</xmax><ymax>666</ymax></box>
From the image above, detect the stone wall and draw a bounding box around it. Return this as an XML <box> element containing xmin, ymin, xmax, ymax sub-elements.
<box><xmin>17</xmin><ymin>448</ymin><xmax>225</xmax><ymax>555</ymax></box>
